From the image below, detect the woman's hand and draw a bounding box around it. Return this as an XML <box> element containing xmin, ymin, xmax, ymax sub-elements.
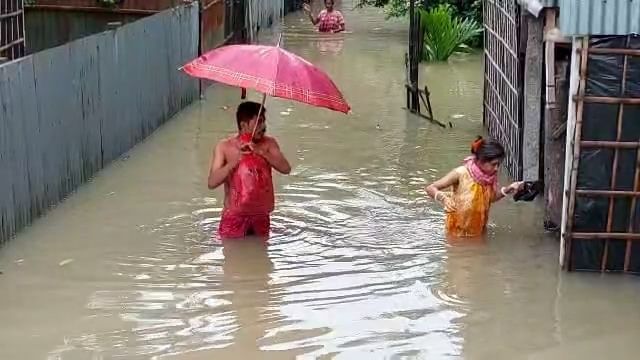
<box><xmin>442</xmin><ymin>196</ymin><xmax>457</xmax><ymax>213</ymax></box>
<box><xmin>425</xmin><ymin>169</ymin><xmax>460</xmax><ymax>211</ymax></box>
<box><xmin>435</xmin><ymin>191</ymin><xmax>456</xmax><ymax>212</ymax></box>
<box><xmin>504</xmin><ymin>181</ymin><xmax>524</xmax><ymax>195</ymax></box>
<box><xmin>303</xmin><ymin>3</ymin><xmax>311</xmax><ymax>13</ymax></box>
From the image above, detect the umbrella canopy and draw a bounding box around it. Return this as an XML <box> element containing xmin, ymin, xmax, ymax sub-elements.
<box><xmin>181</xmin><ymin>44</ymin><xmax>350</xmax><ymax>114</ymax></box>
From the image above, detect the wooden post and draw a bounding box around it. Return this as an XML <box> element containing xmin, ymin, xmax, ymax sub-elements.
<box><xmin>559</xmin><ymin>36</ymin><xmax>582</xmax><ymax>268</ymax></box>
<box><xmin>543</xmin><ymin>8</ymin><xmax>566</xmax><ymax>231</ymax></box>
<box><xmin>560</xmin><ymin>36</ymin><xmax>588</xmax><ymax>269</ymax></box>
<box><xmin>545</xmin><ymin>59</ymin><xmax>569</xmax><ymax>230</ymax></box>
<box><xmin>407</xmin><ymin>0</ymin><xmax>420</xmax><ymax>112</ymax></box>
<box><xmin>602</xmin><ymin>35</ymin><xmax>631</xmax><ymax>272</ymax></box>
<box><xmin>522</xmin><ymin>13</ymin><xmax>543</xmax><ymax>181</ymax></box>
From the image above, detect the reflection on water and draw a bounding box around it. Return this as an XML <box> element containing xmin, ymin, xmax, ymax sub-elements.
<box><xmin>314</xmin><ymin>39</ymin><xmax>344</xmax><ymax>55</ymax></box>
<box><xmin>2</xmin><ymin>3</ymin><xmax>640</xmax><ymax>360</ymax></box>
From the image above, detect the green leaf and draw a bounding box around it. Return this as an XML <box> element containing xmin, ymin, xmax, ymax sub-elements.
<box><xmin>418</xmin><ymin>4</ymin><xmax>482</xmax><ymax>62</ymax></box>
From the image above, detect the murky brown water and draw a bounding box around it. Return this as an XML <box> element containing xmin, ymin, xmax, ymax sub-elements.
<box><xmin>2</xmin><ymin>4</ymin><xmax>640</xmax><ymax>360</ymax></box>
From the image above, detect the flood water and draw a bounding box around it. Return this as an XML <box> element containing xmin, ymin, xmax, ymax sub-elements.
<box><xmin>2</xmin><ymin>4</ymin><xmax>640</xmax><ymax>360</ymax></box>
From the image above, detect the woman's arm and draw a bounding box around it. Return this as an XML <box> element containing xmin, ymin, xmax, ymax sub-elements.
<box><xmin>303</xmin><ymin>4</ymin><xmax>320</xmax><ymax>25</ymax></box>
<box><xmin>426</xmin><ymin>170</ymin><xmax>460</xmax><ymax>212</ymax></box>
<box><xmin>336</xmin><ymin>11</ymin><xmax>346</xmax><ymax>32</ymax></box>
<box><xmin>492</xmin><ymin>181</ymin><xmax>524</xmax><ymax>202</ymax></box>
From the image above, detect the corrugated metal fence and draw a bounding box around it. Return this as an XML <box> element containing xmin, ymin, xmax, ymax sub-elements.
<box><xmin>245</xmin><ymin>0</ymin><xmax>283</xmax><ymax>42</ymax></box>
<box><xmin>542</xmin><ymin>0</ymin><xmax>640</xmax><ymax>36</ymax></box>
<box><xmin>200</xmin><ymin>0</ymin><xmax>225</xmax><ymax>52</ymax></box>
<box><xmin>0</xmin><ymin>4</ymin><xmax>199</xmax><ymax>243</ymax></box>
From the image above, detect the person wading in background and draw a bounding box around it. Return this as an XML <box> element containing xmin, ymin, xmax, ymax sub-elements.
<box><xmin>304</xmin><ymin>0</ymin><xmax>346</xmax><ymax>33</ymax></box>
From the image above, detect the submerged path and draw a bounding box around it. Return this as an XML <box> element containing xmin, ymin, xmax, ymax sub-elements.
<box><xmin>1</xmin><ymin>5</ymin><xmax>640</xmax><ymax>360</ymax></box>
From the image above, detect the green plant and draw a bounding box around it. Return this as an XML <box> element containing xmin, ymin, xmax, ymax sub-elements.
<box><xmin>354</xmin><ymin>0</ymin><xmax>390</xmax><ymax>7</ymax></box>
<box><xmin>419</xmin><ymin>4</ymin><xmax>482</xmax><ymax>61</ymax></box>
<box><xmin>385</xmin><ymin>0</ymin><xmax>409</xmax><ymax>18</ymax></box>
<box><xmin>377</xmin><ymin>0</ymin><xmax>482</xmax><ymax>24</ymax></box>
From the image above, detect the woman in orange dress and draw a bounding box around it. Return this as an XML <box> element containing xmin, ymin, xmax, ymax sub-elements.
<box><xmin>425</xmin><ymin>137</ymin><xmax>523</xmax><ymax>238</ymax></box>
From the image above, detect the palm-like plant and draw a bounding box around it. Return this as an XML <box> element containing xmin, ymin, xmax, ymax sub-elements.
<box><xmin>419</xmin><ymin>4</ymin><xmax>482</xmax><ymax>61</ymax></box>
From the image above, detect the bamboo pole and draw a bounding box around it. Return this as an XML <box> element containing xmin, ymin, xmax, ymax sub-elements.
<box><xmin>580</xmin><ymin>47</ymin><xmax>640</xmax><ymax>57</ymax></box>
<box><xmin>581</xmin><ymin>141</ymin><xmax>640</xmax><ymax>149</ymax></box>
<box><xmin>0</xmin><ymin>38</ymin><xmax>25</xmax><ymax>53</ymax></box>
<box><xmin>561</xmin><ymin>36</ymin><xmax>588</xmax><ymax>270</ymax></box>
<box><xmin>573</xmin><ymin>233</ymin><xmax>640</xmax><ymax>240</ymax></box>
<box><xmin>626</xmin><ymin>142</ymin><xmax>640</xmax><ymax>271</ymax></box>
<box><xmin>544</xmin><ymin>9</ymin><xmax>557</xmax><ymax>110</ymax></box>
<box><xmin>483</xmin><ymin>74</ymin><xmax>518</xmax><ymax>126</ymax></box>
<box><xmin>543</xmin><ymin>8</ymin><xmax>560</xmax><ymax>229</ymax></box>
<box><xmin>575</xmin><ymin>190</ymin><xmax>640</xmax><ymax>197</ymax></box>
<box><xmin>559</xmin><ymin>46</ymin><xmax>578</xmax><ymax>265</ymax></box>
<box><xmin>576</xmin><ymin>96</ymin><xmax>640</xmax><ymax>105</ymax></box>
<box><xmin>0</xmin><ymin>10</ymin><xmax>22</xmax><ymax>19</ymax></box>
<box><xmin>602</xmin><ymin>35</ymin><xmax>630</xmax><ymax>272</ymax></box>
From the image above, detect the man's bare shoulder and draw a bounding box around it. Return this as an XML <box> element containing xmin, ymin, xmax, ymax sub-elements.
<box><xmin>262</xmin><ymin>135</ymin><xmax>280</xmax><ymax>147</ymax></box>
<box><xmin>216</xmin><ymin>135</ymin><xmax>239</xmax><ymax>149</ymax></box>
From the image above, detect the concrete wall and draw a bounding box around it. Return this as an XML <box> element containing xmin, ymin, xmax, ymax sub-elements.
<box><xmin>0</xmin><ymin>4</ymin><xmax>199</xmax><ymax>243</ymax></box>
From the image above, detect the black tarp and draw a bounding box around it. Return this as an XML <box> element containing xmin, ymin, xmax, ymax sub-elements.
<box><xmin>569</xmin><ymin>35</ymin><xmax>640</xmax><ymax>272</ymax></box>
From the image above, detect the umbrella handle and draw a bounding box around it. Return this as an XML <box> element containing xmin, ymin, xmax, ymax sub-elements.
<box><xmin>250</xmin><ymin>35</ymin><xmax>278</xmax><ymax>140</ymax></box>
<box><xmin>251</xmin><ymin>93</ymin><xmax>268</xmax><ymax>140</ymax></box>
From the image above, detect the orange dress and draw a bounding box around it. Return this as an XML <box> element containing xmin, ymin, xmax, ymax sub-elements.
<box><xmin>445</xmin><ymin>166</ymin><xmax>495</xmax><ymax>238</ymax></box>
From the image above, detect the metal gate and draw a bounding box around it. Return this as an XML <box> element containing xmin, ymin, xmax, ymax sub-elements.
<box><xmin>0</xmin><ymin>0</ymin><xmax>25</xmax><ymax>61</ymax></box>
<box><xmin>482</xmin><ymin>0</ymin><xmax>524</xmax><ymax>179</ymax></box>
<box><xmin>562</xmin><ymin>36</ymin><xmax>640</xmax><ymax>273</ymax></box>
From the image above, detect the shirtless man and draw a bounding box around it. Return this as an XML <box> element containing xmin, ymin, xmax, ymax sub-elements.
<box><xmin>208</xmin><ymin>101</ymin><xmax>291</xmax><ymax>239</ymax></box>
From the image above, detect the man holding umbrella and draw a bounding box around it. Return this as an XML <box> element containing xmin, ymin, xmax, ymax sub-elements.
<box><xmin>208</xmin><ymin>101</ymin><xmax>291</xmax><ymax>239</ymax></box>
<box><xmin>181</xmin><ymin>39</ymin><xmax>350</xmax><ymax>240</ymax></box>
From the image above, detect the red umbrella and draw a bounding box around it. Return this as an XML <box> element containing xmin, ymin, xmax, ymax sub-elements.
<box><xmin>181</xmin><ymin>43</ymin><xmax>351</xmax><ymax>114</ymax></box>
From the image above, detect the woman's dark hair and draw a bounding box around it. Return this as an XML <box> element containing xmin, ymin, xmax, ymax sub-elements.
<box><xmin>236</xmin><ymin>101</ymin><xmax>266</xmax><ymax>130</ymax></box>
<box><xmin>471</xmin><ymin>136</ymin><xmax>505</xmax><ymax>162</ymax></box>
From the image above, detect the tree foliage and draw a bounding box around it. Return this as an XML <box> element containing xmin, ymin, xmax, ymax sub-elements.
<box><xmin>419</xmin><ymin>4</ymin><xmax>482</xmax><ymax>61</ymax></box>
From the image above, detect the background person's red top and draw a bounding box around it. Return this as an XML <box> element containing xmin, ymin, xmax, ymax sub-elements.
<box><xmin>318</xmin><ymin>9</ymin><xmax>345</xmax><ymax>33</ymax></box>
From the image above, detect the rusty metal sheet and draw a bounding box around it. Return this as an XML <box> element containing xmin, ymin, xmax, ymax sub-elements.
<box><xmin>201</xmin><ymin>0</ymin><xmax>225</xmax><ymax>52</ymax></box>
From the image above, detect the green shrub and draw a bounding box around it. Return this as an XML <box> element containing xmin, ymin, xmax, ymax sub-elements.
<box><xmin>419</xmin><ymin>4</ymin><xmax>482</xmax><ymax>61</ymax></box>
